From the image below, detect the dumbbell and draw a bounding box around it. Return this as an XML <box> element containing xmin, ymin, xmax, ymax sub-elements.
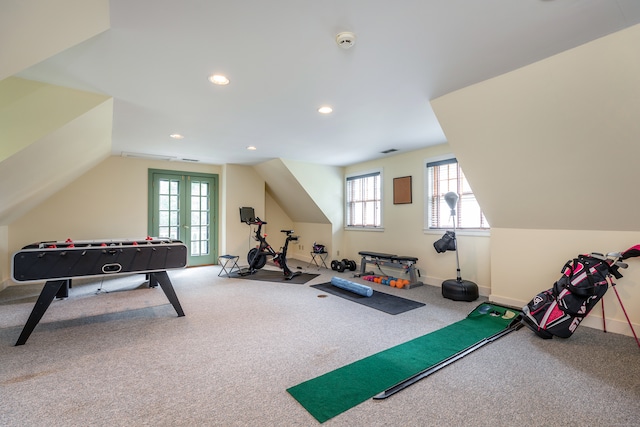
<box><xmin>331</xmin><ymin>259</ymin><xmax>357</xmax><ymax>272</ymax></box>
<box><xmin>343</xmin><ymin>259</ymin><xmax>357</xmax><ymax>271</ymax></box>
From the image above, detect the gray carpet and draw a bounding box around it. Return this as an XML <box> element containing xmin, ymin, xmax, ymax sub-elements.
<box><xmin>1</xmin><ymin>263</ymin><xmax>639</xmax><ymax>426</ymax></box>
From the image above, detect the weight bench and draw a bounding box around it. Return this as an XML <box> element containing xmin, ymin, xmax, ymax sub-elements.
<box><xmin>358</xmin><ymin>251</ymin><xmax>423</xmax><ymax>288</ymax></box>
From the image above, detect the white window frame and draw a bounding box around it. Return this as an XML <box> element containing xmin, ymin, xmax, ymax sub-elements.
<box><xmin>424</xmin><ymin>155</ymin><xmax>489</xmax><ymax>236</ymax></box>
<box><xmin>345</xmin><ymin>168</ymin><xmax>384</xmax><ymax>231</ymax></box>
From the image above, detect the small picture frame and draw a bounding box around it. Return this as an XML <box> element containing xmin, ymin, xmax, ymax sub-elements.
<box><xmin>393</xmin><ymin>176</ymin><xmax>412</xmax><ymax>204</ymax></box>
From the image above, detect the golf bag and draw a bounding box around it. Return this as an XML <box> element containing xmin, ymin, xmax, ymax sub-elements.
<box><xmin>521</xmin><ymin>254</ymin><xmax>617</xmax><ymax>339</ymax></box>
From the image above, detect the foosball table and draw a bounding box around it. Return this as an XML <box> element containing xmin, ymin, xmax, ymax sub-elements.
<box><xmin>11</xmin><ymin>237</ymin><xmax>188</xmax><ymax>345</ymax></box>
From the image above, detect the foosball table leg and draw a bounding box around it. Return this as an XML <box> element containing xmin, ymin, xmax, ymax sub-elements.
<box><xmin>15</xmin><ymin>279</ymin><xmax>67</xmax><ymax>346</ymax></box>
<box><xmin>149</xmin><ymin>271</ymin><xmax>185</xmax><ymax>317</ymax></box>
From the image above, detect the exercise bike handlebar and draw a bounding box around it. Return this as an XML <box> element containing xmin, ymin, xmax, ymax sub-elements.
<box><xmin>246</xmin><ymin>217</ymin><xmax>266</xmax><ymax>225</ymax></box>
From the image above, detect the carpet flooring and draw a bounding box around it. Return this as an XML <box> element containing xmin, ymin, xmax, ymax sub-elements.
<box><xmin>1</xmin><ymin>263</ymin><xmax>639</xmax><ymax>426</ymax></box>
<box><xmin>287</xmin><ymin>303</ymin><xmax>518</xmax><ymax>423</ymax></box>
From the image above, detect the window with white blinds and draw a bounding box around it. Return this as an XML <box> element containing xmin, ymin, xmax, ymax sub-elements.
<box><xmin>346</xmin><ymin>170</ymin><xmax>382</xmax><ymax>228</ymax></box>
<box><xmin>427</xmin><ymin>158</ymin><xmax>489</xmax><ymax>230</ymax></box>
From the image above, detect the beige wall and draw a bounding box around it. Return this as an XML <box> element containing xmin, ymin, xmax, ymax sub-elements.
<box><xmin>0</xmin><ymin>80</ymin><xmax>113</xmax><ymax>225</ymax></box>
<box><xmin>265</xmin><ymin>190</ymin><xmax>293</xmax><ymax>238</ymax></box>
<box><xmin>431</xmin><ymin>24</ymin><xmax>640</xmax><ymax>335</ymax></box>
<box><xmin>432</xmin><ymin>23</ymin><xmax>640</xmax><ymax>233</ymax></box>
<box><xmin>221</xmin><ymin>164</ymin><xmax>265</xmax><ymax>260</ymax></box>
<box><xmin>491</xmin><ymin>229</ymin><xmax>640</xmax><ymax>336</ymax></box>
<box><xmin>283</xmin><ymin>159</ymin><xmax>345</xmax><ymax>261</ymax></box>
<box><xmin>344</xmin><ymin>144</ymin><xmax>492</xmax><ymax>294</ymax></box>
<box><xmin>3</xmin><ymin>15</ymin><xmax>639</xmax><ymax>338</ymax></box>
<box><xmin>0</xmin><ymin>78</ymin><xmax>111</xmax><ymax>163</ymax></box>
<box><xmin>287</xmin><ymin>222</ymin><xmax>333</xmax><ymax>265</ymax></box>
<box><xmin>0</xmin><ymin>226</ymin><xmax>7</xmax><ymax>288</ymax></box>
<box><xmin>259</xmin><ymin>187</ymin><xmax>334</xmax><ymax>267</ymax></box>
<box><xmin>6</xmin><ymin>157</ymin><xmax>221</xmax><ymax>282</ymax></box>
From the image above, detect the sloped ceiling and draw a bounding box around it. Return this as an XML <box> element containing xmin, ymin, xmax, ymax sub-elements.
<box><xmin>0</xmin><ymin>0</ymin><xmax>109</xmax><ymax>80</ymax></box>
<box><xmin>0</xmin><ymin>99</ymin><xmax>113</xmax><ymax>225</ymax></box>
<box><xmin>0</xmin><ymin>0</ymin><xmax>112</xmax><ymax>226</ymax></box>
<box><xmin>11</xmin><ymin>0</ymin><xmax>640</xmax><ymax>166</ymax></box>
<box><xmin>253</xmin><ymin>159</ymin><xmax>330</xmax><ymax>224</ymax></box>
<box><xmin>0</xmin><ymin>78</ymin><xmax>111</xmax><ymax>161</ymax></box>
<box><xmin>432</xmin><ymin>24</ymin><xmax>640</xmax><ymax>231</ymax></box>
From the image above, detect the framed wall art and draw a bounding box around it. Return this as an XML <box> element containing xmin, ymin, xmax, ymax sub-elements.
<box><xmin>393</xmin><ymin>176</ymin><xmax>412</xmax><ymax>204</ymax></box>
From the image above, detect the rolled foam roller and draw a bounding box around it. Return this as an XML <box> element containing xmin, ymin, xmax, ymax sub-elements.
<box><xmin>330</xmin><ymin>276</ymin><xmax>373</xmax><ymax>297</ymax></box>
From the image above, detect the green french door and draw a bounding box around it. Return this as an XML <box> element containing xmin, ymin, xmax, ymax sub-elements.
<box><xmin>148</xmin><ymin>169</ymin><xmax>218</xmax><ymax>266</ymax></box>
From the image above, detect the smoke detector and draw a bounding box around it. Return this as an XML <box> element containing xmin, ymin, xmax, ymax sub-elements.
<box><xmin>336</xmin><ymin>32</ymin><xmax>356</xmax><ymax>49</ymax></box>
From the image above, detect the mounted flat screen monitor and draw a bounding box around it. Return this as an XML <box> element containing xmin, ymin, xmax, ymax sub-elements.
<box><xmin>239</xmin><ymin>207</ymin><xmax>255</xmax><ymax>223</ymax></box>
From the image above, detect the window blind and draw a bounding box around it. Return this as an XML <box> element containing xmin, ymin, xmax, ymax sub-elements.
<box><xmin>346</xmin><ymin>172</ymin><xmax>381</xmax><ymax>227</ymax></box>
<box><xmin>427</xmin><ymin>159</ymin><xmax>488</xmax><ymax>229</ymax></box>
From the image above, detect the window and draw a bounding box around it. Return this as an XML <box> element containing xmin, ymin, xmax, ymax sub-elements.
<box><xmin>427</xmin><ymin>158</ymin><xmax>489</xmax><ymax>230</ymax></box>
<box><xmin>346</xmin><ymin>170</ymin><xmax>382</xmax><ymax>228</ymax></box>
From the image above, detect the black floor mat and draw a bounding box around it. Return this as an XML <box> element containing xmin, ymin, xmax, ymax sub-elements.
<box><xmin>228</xmin><ymin>269</ymin><xmax>319</xmax><ymax>284</ymax></box>
<box><xmin>310</xmin><ymin>282</ymin><xmax>425</xmax><ymax>315</ymax></box>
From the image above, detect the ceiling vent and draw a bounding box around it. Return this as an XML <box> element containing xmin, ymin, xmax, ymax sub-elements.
<box><xmin>336</xmin><ymin>32</ymin><xmax>356</xmax><ymax>49</ymax></box>
<box><xmin>381</xmin><ymin>148</ymin><xmax>398</xmax><ymax>154</ymax></box>
<box><xmin>121</xmin><ymin>152</ymin><xmax>176</xmax><ymax>161</ymax></box>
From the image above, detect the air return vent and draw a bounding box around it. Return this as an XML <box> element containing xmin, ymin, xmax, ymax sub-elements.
<box><xmin>121</xmin><ymin>152</ymin><xmax>176</xmax><ymax>161</ymax></box>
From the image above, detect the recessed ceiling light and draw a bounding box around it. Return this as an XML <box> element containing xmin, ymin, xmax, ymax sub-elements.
<box><xmin>169</xmin><ymin>133</ymin><xmax>184</xmax><ymax>139</ymax></box>
<box><xmin>247</xmin><ymin>146</ymin><xmax>257</xmax><ymax>151</ymax></box>
<box><xmin>208</xmin><ymin>74</ymin><xmax>230</xmax><ymax>85</ymax></box>
<box><xmin>318</xmin><ymin>106</ymin><xmax>333</xmax><ymax>114</ymax></box>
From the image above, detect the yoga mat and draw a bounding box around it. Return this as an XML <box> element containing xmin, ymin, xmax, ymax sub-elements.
<box><xmin>229</xmin><ymin>269</ymin><xmax>318</xmax><ymax>284</ymax></box>
<box><xmin>310</xmin><ymin>282</ymin><xmax>424</xmax><ymax>315</ymax></box>
<box><xmin>287</xmin><ymin>303</ymin><xmax>518</xmax><ymax>423</ymax></box>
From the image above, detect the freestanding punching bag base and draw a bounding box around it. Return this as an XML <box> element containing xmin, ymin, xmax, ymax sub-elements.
<box><xmin>442</xmin><ymin>279</ymin><xmax>479</xmax><ymax>302</ymax></box>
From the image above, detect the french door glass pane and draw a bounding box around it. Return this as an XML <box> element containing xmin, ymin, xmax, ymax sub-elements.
<box><xmin>191</xmin><ymin>241</ymin><xmax>200</xmax><ymax>255</ymax></box>
<box><xmin>158</xmin><ymin>178</ymin><xmax>180</xmax><ymax>239</ymax></box>
<box><xmin>190</xmin><ymin>180</ymin><xmax>210</xmax><ymax>256</ymax></box>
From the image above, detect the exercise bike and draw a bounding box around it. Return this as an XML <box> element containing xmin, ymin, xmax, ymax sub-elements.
<box><xmin>245</xmin><ymin>217</ymin><xmax>301</xmax><ymax>280</ymax></box>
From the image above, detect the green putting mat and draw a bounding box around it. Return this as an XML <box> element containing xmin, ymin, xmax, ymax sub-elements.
<box><xmin>287</xmin><ymin>303</ymin><xmax>518</xmax><ymax>423</ymax></box>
